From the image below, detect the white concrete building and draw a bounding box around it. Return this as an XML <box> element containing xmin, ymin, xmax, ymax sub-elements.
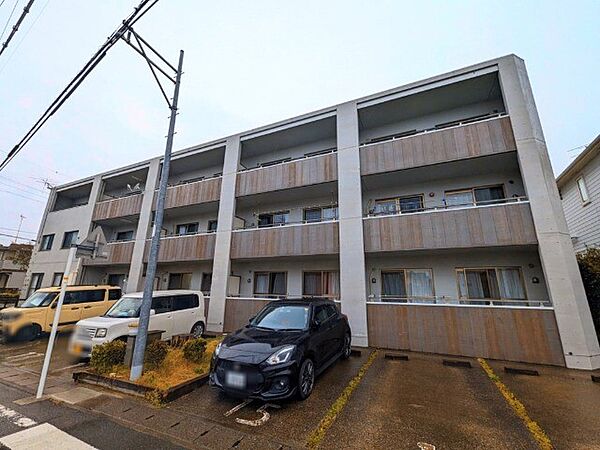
<box><xmin>557</xmin><ymin>134</ymin><xmax>600</xmax><ymax>252</ymax></box>
<box><xmin>23</xmin><ymin>55</ymin><xmax>600</xmax><ymax>369</ymax></box>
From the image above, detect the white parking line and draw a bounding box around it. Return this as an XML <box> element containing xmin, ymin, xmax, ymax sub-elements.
<box><xmin>0</xmin><ymin>403</ymin><xmax>37</xmax><ymax>428</ymax></box>
<box><xmin>5</xmin><ymin>352</ymin><xmax>39</xmax><ymax>360</ymax></box>
<box><xmin>0</xmin><ymin>423</ymin><xmax>97</xmax><ymax>449</ymax></box>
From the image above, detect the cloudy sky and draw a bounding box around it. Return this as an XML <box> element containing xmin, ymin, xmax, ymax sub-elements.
<box><xmin>0</xmin><ymin>0</ymin><xmax>599</xmax><ymax>245</ymax></box>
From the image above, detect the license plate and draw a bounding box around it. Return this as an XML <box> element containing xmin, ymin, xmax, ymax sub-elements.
<box><xmin>225</xmin><ymin>371</ymin><xmax>246</xmax><ymax>389</ymax></box>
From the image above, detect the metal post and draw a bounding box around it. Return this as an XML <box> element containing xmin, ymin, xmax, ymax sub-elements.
<box><xmin>36</xmin><ymin>245</ymin><xmax>77</xmax><ymax>398</ymax></box>
<box><xmin>130</xmin><ymin>50</ymin><xmax>184</xmax><ymax>381</ymax></box>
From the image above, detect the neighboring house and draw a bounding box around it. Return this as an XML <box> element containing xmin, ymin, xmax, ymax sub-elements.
<box><xmin>23</xmin><ymin>55</ymin><xmax>600</xmax><ymax>370</ymax></box>
<box><xmin>557</xmin><ymin>134</ymin><xmax>600</xmax><ymax>252</ymax></box>
<box><xmin>0</xmin><ymin>243</ymin><xmax>32</xmax><ymax>307</ymax></box>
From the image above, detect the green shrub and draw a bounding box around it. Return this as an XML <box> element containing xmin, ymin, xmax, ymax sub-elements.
<box><xmin>144</xmin><ymin>339</ymin><xmax>168</xmax><ymax>370</ymax></box>
<box><xmin>577</xmin><ymin>247</ymin><xmax>600</xmax><ymax>337</ymax></box>
<box><xmin>90</xmin><ymin>340</ymin><xmax>126</xmax><ymax>374</ymax></box>
<box><xmin>182</xmin><ymin>337</ymin><xmax>207</xmax><ymax>363</ymax></box>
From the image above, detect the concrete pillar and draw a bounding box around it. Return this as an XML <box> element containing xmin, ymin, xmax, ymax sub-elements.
<box><xmin>208</xmin><ymin>136</ymin><xmax>241</xmax><ymax>332</ymax></box>
<box><xmin>498</xmin><ymin>55</ymin><xmax>600</xmax><ymax>369</ymax></box>
<box><xmin>336</xmin><ymin>101</ymin><xmax>369</xmax><ymax>347</ymax></box>
<box><xmin>126</xmin><ymin>159</ymin><xmax>161</xmax><ymax>293</ymax></box>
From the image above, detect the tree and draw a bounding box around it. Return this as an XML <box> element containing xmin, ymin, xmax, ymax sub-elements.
<box><xmin>576</xmin><ymin>247</ymin><xmax>600</xmax><ymax>338</ymax></box>
<box><xmin>9</xmin><ymin>246</ymin><xmax>32</xmax><ymax>271</ymax></box>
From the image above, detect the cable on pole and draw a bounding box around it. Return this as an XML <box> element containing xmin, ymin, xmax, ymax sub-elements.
<box><xmin>0</xmin><ymin>0</ymin><xmax>34</xmax><ymax>58</ymax></box>
<box><xmin>0</xmin><ymin>0</ymin><xmax>20</xmax><ymax>42</ymax></box>
<box><xmin>0</xmin><ymin>0</ymin><xmax>160</xmax><ymax>173</ymax></box>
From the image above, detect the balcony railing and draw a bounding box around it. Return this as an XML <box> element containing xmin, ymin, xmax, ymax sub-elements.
<box><xmin>93</xmin><ymin>193</ymin><xmax>143</xmax><ymax>221</ymax></box>
<box><xmin>83</xmin><ymin>240</ymin><xmax>135</xmax><ymax>265</ymax></box>
<box><xmin>367</xmin><ymin>295</ymin><xmax>551</xmax><ymax>308</ymax></box>
<box><xmin>360</xmin><ymin>115</ymin><xmax>516</xmax><ymax>176</ymax></box>
<box><xmin>144</xmin><ymin>232</ymin><xmax>216</xmax><ymax>263</ymax></box>
<box><xmin>157</xmin><ymin>176</ymin><xmax>222</xmax><ymax>210</ymax></box>
<box><xmin>231</xmin><ymin>220</ymin><xmax>339</xmax><ymax>259</ymax></box>
<box><xmin>363</xmin><ymin>199</ymin><xmax>537</xmax><ymax>252</ymax></box>
<box><xmin>236</xmin><ymin>151</ymin><xmax>337</xmax><ymax>197</ymax></box>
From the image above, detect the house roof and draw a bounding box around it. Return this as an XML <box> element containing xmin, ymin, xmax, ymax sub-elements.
<box><xmin>556</xmin><ymin>134</ymin><xmax>600</xmax><ymax>188</ymax></box>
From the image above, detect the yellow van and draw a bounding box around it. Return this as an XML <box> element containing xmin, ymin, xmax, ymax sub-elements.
<box><xmin>0</xmin><ymin>285</ymin><xmax>121</xmax><ymax>341</ymax></box>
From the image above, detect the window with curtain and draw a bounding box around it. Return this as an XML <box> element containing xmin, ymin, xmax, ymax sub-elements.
<box><xmin>445</xmin><ymin>190</ymin><xmax>474</xmax><ymax>207</ymax></box>
<box><xmin>176</xmin><ymin>223</ymin><xmax>199</xmax><ymax>235</ymax></box>
<box><xmin>200</xmin><ymin>273</ymin><xmax>212</xmax><ymax>294</ymax></box>
<box><xmin>258</xmin><ymin>211</ymin><xmax>290</xmax><ymax>228</ymax></box>
<box><xmin>168</xmin><ymin>273</ymin><xmax>192</xmax><ymax>290</ymax></box>
<box><xmin>381</xmin><ymin>269</ymin><xmax>434</xmax><ymax>302</ymax></box>
<box><xmin>303</xmin><ymin>271</ymin><xmax>340</xmax><ymax>299</ymax></box>
<box><xmin>254</xmin><ymin>272</ymin><xmax>287</xmax><ymax>297</ymax></box>
<box><xmin>373</xmin><ymin>196</ymin><xmax>423</xmax><ymax>215</ymax></box>
<box><xmin>457</xmin><ymin>267</ymin><xmax>526</xmax><ymax>304</ymax></box>
<box><xmin>474</xmin><ymin>185</ymin><xmax>505</xmax><ymax>205</ymax></box>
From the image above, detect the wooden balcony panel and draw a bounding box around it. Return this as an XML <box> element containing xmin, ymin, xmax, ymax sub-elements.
<box><xmin>92</xmin><ymin>194</ymin><xmax>143</xmax><ymax>221</ymax></box>
<box><xmin>160</xmin><ymin>177</ymin><xmax>222</xmax><ymax>210</ymax></box>
<box><xmin>143</xmin><ymin>233</ymin><xmax>216</xmax><ymax>263</ymax></box>
<box><xmin>236</xmin><ymin>153</ymin><xmax>337</xmax><ymax>197</ymax></box>
<box><xmin>367</xmin><ymin>303</ymin><xmax>564</xmax><ymax>366</ymax></box>
<box><xmin>231</xmin><ymin>222</ymin><xmax>339</xmax><ymax>259</ymax></box>
<box><xmin>83</xmin><ymin>241</ymin><xmax>134</xmax><ymax>266</ymax></box>
<box><xmin>363</xmin><ymin>202</ymin><xmax>537</xmax><ymax>253</ymax></box>
<box><xmin>360</xmin><ymin>116</ymin><xmax>517</xmax><ymax>176</ymax></box>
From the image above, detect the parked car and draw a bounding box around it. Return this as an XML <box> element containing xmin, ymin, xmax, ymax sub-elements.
<box><xmin>68</xmin><ymin>290</ymin><xmax>205</xmax><ymax>358</ymax></box>
<box><xmin>0</xmin><ymin>285</ymin><xmax>121</xmax><ymax>342</ymax></box>
<box><xmin>210</xmin><ymin>298</ymin><xmax>351</xmax><ymax>401</ymax></box>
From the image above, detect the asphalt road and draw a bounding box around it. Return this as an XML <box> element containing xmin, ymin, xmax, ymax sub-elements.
<box><xmin>0</xmin><ymin>382</ymin><xmax>183</xmax><ymax>449</ymax></box>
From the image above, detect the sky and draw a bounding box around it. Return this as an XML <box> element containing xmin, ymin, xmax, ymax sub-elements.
<box><xmin>0</xmin><ymin>0</ymin><xmax>599</xmax><ymax>245</ymax></box>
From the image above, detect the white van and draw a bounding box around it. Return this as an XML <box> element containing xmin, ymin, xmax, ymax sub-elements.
<box><xmin>69</xmin><ymin>290</ymin><xmax>205</xmax><ymax>358</ymax></box>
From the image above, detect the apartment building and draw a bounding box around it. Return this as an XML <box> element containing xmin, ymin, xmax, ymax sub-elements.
<box><xmin>23</xmin><ymin>55</ymin><xmax>600</xmax><ymax>370</ymax></box>
<box><xmin>1</xmin><ymin>243</ymin><xmax>31</xmax><ymax>291</ymax></box>
<box><xmin>557</xmin><ymin>134</ymin><xmax>600</xmax><ymax>252</ymax></box>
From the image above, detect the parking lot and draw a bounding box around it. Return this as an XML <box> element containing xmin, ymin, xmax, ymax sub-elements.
<box><xmin>1</xmin><ymin>335</ymin><xmax>599</xmax><ymax>449</ymax></box>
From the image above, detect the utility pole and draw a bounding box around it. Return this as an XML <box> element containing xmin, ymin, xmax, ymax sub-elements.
<box><xmin>130</xmin><ymin>50</ymin><xmax>184</xmax><ymax>381</ymax></box>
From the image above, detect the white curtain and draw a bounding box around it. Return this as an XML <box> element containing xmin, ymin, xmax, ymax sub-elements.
<box><xmin>325</xmin><ymin>272</ymin><xmax>340</xmax><ymax>298</ymax></box>
<box><xmin>497</xmin><ymin>268</ymin><xmax>525</xmax><ymax>299</ymax></box>
<box><xmin>407</xmin><ymin>269</ymin><xmax>433</xmax><ymax>302</ymax></box>
<box><xmin>272</xmin><ymin>272</ymin><xmax>286</xmax><ymax>295</ymax></box>
<box><xmin>465</xmin><ymin>270</ymin><xmax>486</xmax><ymax>298</ymax></box>
<box><xmin>303</xmin><ymin>272</ymin><xmax>320</xmax><ymax>296</ymax></box>
<box><xmin>445</xmin><ymin>191</ymin><xmax>473</xmax><ymax>207</ymax></box>
<box><xmin>255</xmin><ymin>274</ymin><xmax>269</xmax><ymax>294</ymax></box>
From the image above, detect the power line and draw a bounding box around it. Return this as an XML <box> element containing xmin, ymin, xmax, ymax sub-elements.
<box><xmin>0</xmin><ymin>180</ymin><xmax>48</xmax><ymax>199</ymax></box>
<box><xmin>0</xmin><ymin>188</ymin><xmax>45</xmax><ymax>203</ymax></box>
<box><xmin>0</xmin><ymin>226</ymin><xmax>36</xmax><ymax>235</ymax></box>
<box><xmin>0</xmin><ymin>0</ymin><xmax>20</xmax><ymax>42</ymax></box>
<box><xmin>0</xmin><ymin>0</ymin><xmax>35</xmax><ymax>58</ymax></box>
<box><xmin>0</xmin><ymin>0</ymin><xmax>160</xmax><ymax>173</ymax></box>
<box><xmin>0</xmin><ymin>174</ymin><xmax>49</xmax><ymax>195</ymax></box>
<box><xmin>0</xmin><ymin>232</ymin><xmax>35</xmax><ymax>242</ymax></box>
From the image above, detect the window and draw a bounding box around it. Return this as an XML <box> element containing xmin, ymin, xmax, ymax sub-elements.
<box><xmin>176</xmin><ymin>223</ymin><xmax>198</xmax><ymax>235</ymax></box>
<box><xmin>381</xmin><ymin>269</ymin><xmax>434</xmax><ymax>303</ymax></box>
<box><xmin>168</xmin><ymin>273</ymin><xmax>192</xmax><ymax>290</ymax></box>
<box><xmin>108</xmin><ymin>289</ymin><xmax>122</xmax><ymax>300</ymax></box>
<box><xmin>61</xmin><ymin>230</ymin><xmax>78</xmax><ymax>249</ymax></box>
<box><xmin>115</xmin><ymin>230</ymin><xmax>134</xmax><ymax>241</ymax></box>
<box><xmin>254</xmin><ymin>272</ymin><xmax>287</xmax><ymax>297</ymax></box>
<box><xmin>151</xmin><ymin>296</ymin><xmax>173</xmax><ymax>314</ymax></box>
<box><xmin>445</xmin><ymin>185</ymin><xmax>505</xmax><ymax>207</ymax></box>
<box><xmin>208</xmin><ymin>220</ymin><xmax>218</xmax><ymax>232</ymax></box>
<box><xmin>258</xmin><ymin>211</ymin><xmax>289</xmax><ymax>228</ymax></box>
<box><xmin>373</xmin><ymin>195</ymin><xmax>423</xmax><ymax>215</ymax></box>
<box><xmin>172</xmin><ymin>294</ymin><xmax>200</xmax><ymax>311</ymax></box>
<box><xmin>303</xmin><ymin>206</ymin><xmax>338</xmax><ymax>223</ymax></box>
<box><xmin>576</xmin><ymin>177</ymin><xmax>590</xmax><ymax>204</ymax></box>
<box><xmin>40</xmin><ymin>234</ymin><xmax>54</xmax><ymax>251</ymax></box>
<box><xmin>107</xmin><ymin>274</ymin><xmax>126</xmax><ymax>288</ymax></box>
<box><xmin>303</xmin><ymin>271</ymin><xmax>340</xmax><ymax>298</ymax></box>
<box><xmin>201</xmin><ymin>273</ymin><xmax>212</xmax><ymax>294</ymax></box>
<box><xmin>0</xmin><ymin>273</ymin><xmax>9</xmax><ymax>288</ymax></box>
<box><xmin>27</xmin><ymin>273</ymin><xmax>44</xmax><ymax>297</ymax></box>
<box><xmin>456</xmin><ymin>267</ymin><xmax>526</xmax><ymax>304</ymax></box>
<box><xmin>51</xmin><ymin>272</ymin><xmax>63</xmax><ymax>287</ymax></box>
<box><xmin>64</xmin><ymin>289</ymin><xmax>106</xmax><ymax>304</ymax></box>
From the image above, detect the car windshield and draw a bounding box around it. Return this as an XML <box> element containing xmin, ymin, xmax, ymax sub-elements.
<box><xmin>251</xmin><ymin>304</ymin><xmax>310</xmax><ymax>331</ymax></box>
<box><xmin>104</xmin><ymin>296</ymin><xmax>141</xmax><ymax>318</ymax></box>
<box><xmin>20</xmin><ymin>292</ymin><xmax>56</xmax><ymax>308</ymax></box>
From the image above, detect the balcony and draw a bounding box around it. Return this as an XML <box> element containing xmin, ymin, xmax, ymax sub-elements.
<box><xmin>236</xmin><ymin>152</ymin><xmax>337</xmax><ymax>197</ymax></box>
<box><xmin>83</xmin><ymin>240</ymin><xmax>135</xmax><ymax>266</ymax></box>
<box><xmin>144</xmin><ymin>232</ymin><xmax>216</xmax><ymax>263</ymax></box>
<box><xmin>360</xmin><ymin>115</ymin><xmax>516</xmax><ymax>176</ymax></box>
<box><xmin>158</xmin><ymin>176</ymin><xmax>222</xmax><ymax>210</ymax></box>
<box><xmin>363</xmin><ymin>199</ymin><xmax>537</xmax><ymax>252</ymax></box>
<box><xmin>231</xmin><ymin>221</ymin><xmax>339</xmax><ymax>259</ymax></box>
<box><xmin>92</xmin><ymin>194</ymin><xmax>143</xmax><ymax>221</ymax></box>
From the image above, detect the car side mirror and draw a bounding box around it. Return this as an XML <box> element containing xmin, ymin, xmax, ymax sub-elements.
<box><xmin>50</xmin><ymin>303</ymin><xmax>57</xmax><ymax>309</ymax></box>
<box><xmin>248</xmin><ymin>316</ymin><xmax>255</xmax><ymax>324</ymax></box>
<box><xmin>150</xmin><ymin>309</ymin><xmax>156</xmax><ymax>316</ymax></box>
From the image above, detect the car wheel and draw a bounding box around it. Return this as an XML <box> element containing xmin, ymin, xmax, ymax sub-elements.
<box><xmin>191</xmin><ymin>322</ymin><xmax>205</xmax><ymax>338</ymax></box>
<box><xmin>16</xmin><ymin>324</ymin><xmax>40</xmax><ymax>342</ymax></box>
<box><xmin>298</xmin><ymin>358</ymin><xmax>315</xmax><ymax>400</ymax></box>
<box><xmin>341</xmin><ymin>333</ymin><xmax>352</xmax><ymax>360</ymax></box>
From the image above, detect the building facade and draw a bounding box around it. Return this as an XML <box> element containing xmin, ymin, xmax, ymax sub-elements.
<box><xmin>23</xmin><ymin>55</ymin><xmax>600</xmax><ymax>370</ymax></box>
<box><xmin>557</xmin><ymin>134</ymin><xmax>600</xmax><ymax>253</ymax></box>
<box><xmin>1</xmin><ymin>243</ymin><xmax>31</xmax><ymax>293</ymax></box>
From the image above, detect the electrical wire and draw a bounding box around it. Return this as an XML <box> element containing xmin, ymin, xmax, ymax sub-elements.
<box><xmin>0</xmin><ymin>180</ymin><xmax>48</xmax><ymax>199</ymax></box>
<box><xmin>0</xmin><ymin>232</ymin><xmax>36</xmax><ymax>242</ymax></box>
<box><xmin>0</xmin><ymin>0</ymin><xmax>19</xmax><ymax>42</ymax></box>
<box><xmin>0</xmin><ymin>188</ymin><xmax>45</xmax><ymax>203</ymax></box>
<box><xmin>0</xmin><ymin>0</ymin><xmax>160</xmax><ymax>172</ymax></box>
<box><xmin>0</xmin><ymin>174</ymin><xmax>49</xmax><ymax>195</ymax></box>
<box><xmin>0</xmin><ymin>0</ymin><xmax>35</xmax><ymax>58</ymax></box>
<box><xmin>0</xmin><ymin>226</ymin><xmax>36</xmax><ymax>235</ymax></box>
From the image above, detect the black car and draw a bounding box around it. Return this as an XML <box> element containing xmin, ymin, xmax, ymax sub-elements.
<box><xmin>209</xmin><ymin>298</ymin><xmax>351</xmax><ymax>401</ymax></box>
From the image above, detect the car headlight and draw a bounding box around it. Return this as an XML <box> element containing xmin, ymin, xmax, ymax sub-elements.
<box><xmin>214</xmin><ymin>342</ymin><xmax>223</xmax><ymax>357</ymax></box>
<box><xmin>266</xmin><ymin>345</ymin><xmax>295</xmax><ymax>365</ymax></box>
<box><xmin>95</xmin><ymin>328</ymin><xmax>107</xmax><ymax>338</ymax></box>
